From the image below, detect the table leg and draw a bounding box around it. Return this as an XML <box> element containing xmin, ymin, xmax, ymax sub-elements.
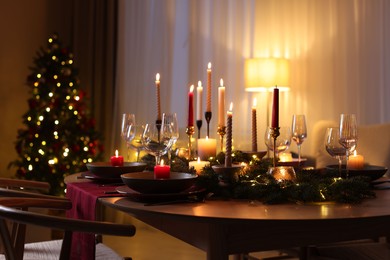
<box><xmin>208</xmin><ymin>224</ymin><xmax>229</xmax><ymax>260</ymax></box>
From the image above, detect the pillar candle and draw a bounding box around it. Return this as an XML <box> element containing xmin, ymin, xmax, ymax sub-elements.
<box><xmin>218</xmin><ymin>79</ymin><xmax>225</xmax><ymax>126</ymax></box>
<box><xmin>206</xmin><ymin>62</ymin><xmax>212</xmax><ymax>112</ymax></box>
<box><xmin>197</xmin><ymin>136</ymin><xmax>217</xmax><ymax>160</ymax></box>
<box><xmin>225</xmin><ymin>102</ymin><xmax>233</xmax><ymax>167</ymax></box>
<box><xmin>110</xmin><ymin>150</ymin><xmax>124</xmax><ymax>166</ymax></box>
<box><xmin>251</xmin><ymin>98</ymin><xmax>257</xmax><ymax>152</ymax></box>
<box><xmin>348</xmin><ymin>150</ymin><xmax>364</xmax><ymax>169</ymax></box>
<box><xmin>188</xmin><ymin>85</ymin><xmax>194</xmax><ymax>127</ymax></box>
<box><xmin>196</xmin><ymin>81</ymin><xmax>203</xmax><ymax>121</ymax></box>
<box><xmin>189</xmin><ymin>158</ymin><xmax>210</xmax><ymax>175</ymax></box>
<box><xmin>154</xmin><ymin>159</ymin><xmax>170</xmax><ymax>179</ymax></box>
<box><xmin>271</xmin><ymin>87</ymin><xmax>279</xmax><ymax>128</ymax></box>
<box><xmin>155</xmin><ymin>73</ymin><xmax>162</xmax><ymax>121</ymax></box>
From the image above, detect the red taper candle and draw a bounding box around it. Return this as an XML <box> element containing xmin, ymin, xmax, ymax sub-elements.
<box><xmin>271</xmin><ymin>87</ymin><xmax>279</xmax><ymax>128</ymax></box>
<box><xmin>188</xmin><ymin>85</ymin><xmax>194</xmax><ymax>127</ymax></box>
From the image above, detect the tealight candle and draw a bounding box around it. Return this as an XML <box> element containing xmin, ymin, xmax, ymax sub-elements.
<box><xmin>110</xmin><ymin>150</ymin><xmax>124</xmax><ymax>166</ymax></box>
<box><xmin>348</xmin><ymin>150</ymin><xmax>364</xmax><ymax>169</ymax></box>
<box><xmin>189</xmin><ymin>158</ymin><xmax>210</xmax><ymax>175</ymax></box>
<box><xmin>197</xmin><ymin>136</ymin><xmax>217</xmax><ymax>160</ymax></box>
<box><xmin>279</xmin><ymin>152</ymin><xmax>293</xmax><ymax>162</ymax></box>
<box><xmin>154</xmin><ymin>159</ymin><xmax>170</xmax><ymax>179</ymax></box>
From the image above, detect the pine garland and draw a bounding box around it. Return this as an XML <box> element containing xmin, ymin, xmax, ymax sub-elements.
<box><xmin>142</xmin><ymin>150</ymin><xmax>376</xmax><ymax>204</ymax></box>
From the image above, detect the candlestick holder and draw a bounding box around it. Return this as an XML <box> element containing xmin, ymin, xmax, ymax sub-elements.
<box><xmin>212</xmin><ymin>164</ymin><xmax>243</xmax><ymax>186</ymax></box>
<box><xmin>205</xmin><ymin>111</ymin><xmax>212</xmax><ymax>137</ymax></box>
<box><xmin>196</xmin><ymin>120</ymin><xmax>202</xmax><ymax>139</ymax></box>
<box><xmin>217</xmin><ymin>125</ymin><xmax>226</xmax><ymax>152</ymax></box>
<box><xmin>155</xmin><ymin>119</ymin><xmax>162</xmax><ymax>142</ymax></box>
<box><xmin>271</xmin><ymin>127</ymin><xmax>280</xmax><ymax>167</ymax></box>
<box><xmin>186</xmin><ymin>126</ymin><xmax>195</xmax><ymax>160</ymax></box>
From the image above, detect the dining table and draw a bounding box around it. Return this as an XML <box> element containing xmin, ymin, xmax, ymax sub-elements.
<box><xmin>65</xmin><ymin>173</ymin><xmax>390</xmax><ymax>260</ymax></box>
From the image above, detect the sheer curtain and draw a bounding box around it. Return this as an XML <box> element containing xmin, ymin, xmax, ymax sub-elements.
<box><xmin>114</xmin><ymin>0</ymin><xmax>390</xmax><ymax>157</ymax></box>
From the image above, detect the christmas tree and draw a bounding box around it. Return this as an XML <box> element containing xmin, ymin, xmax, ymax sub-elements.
<box><xmin>9</xmin><ymin>34</ymin><xmax>104</xmax><ymax>195</ymax></box>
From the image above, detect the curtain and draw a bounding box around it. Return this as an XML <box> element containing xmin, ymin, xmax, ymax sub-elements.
<box><xmin>115</xmin><ymin>0</ymin><xmax>390</xmax><ymax>157</ymax></box>
<box><xmin>70</xmin><ymin>0</ymin><xmax>118</xmax><ymax>159</ymax></box>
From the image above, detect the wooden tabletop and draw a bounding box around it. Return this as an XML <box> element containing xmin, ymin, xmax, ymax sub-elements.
<box><xmin>100</xmin><ymin>189</ymin><xmax>390</xmax><ymax>259</ymax></box>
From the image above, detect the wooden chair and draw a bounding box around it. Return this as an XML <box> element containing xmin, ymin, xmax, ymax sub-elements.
<box><xmin>0</xmin><ymin>197</ymin><xmax>135</xmax><ymax>260</ymax></box>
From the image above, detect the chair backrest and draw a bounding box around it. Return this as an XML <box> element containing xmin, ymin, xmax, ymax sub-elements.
<box><xmin>0</xmin><ymin>197</ymin><xmax>135</xmax><ymax>260</ymax></box>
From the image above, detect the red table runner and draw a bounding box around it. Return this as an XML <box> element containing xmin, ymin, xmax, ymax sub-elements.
<box><xmin>66</xmin><ymin>180</ymin><xmax>123</xmax><ymax>260</ymax></box>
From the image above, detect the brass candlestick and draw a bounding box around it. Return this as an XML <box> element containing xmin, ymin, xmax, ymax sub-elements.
<box><xmin>196</xmin><ymin>120</ymin><xmax>202</xmax><ymax>139</ymax></box>
<box><xmin>205</xmin><ymin>111</ymin><xmax>212</xmax><ymax>137</ymax></box>
<box><xmin>271</xmin><ymin>127</ymin><xmax>280</xmax><ymax>167</ymax></box>
<box><xmin>186</xmin><ymin>126</ymin><xmax>195</xmax><ymax>160</ymax></box>
<box><xmin>217</xmin><ymin>125</ymin><xmax>226</xmax><ymax>152</ymax></box>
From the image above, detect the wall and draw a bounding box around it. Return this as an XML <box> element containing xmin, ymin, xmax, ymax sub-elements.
<box><xmin>0</xmin><ymin>0</ymin><xmax>71</xmax><ymax>177</ymax></box>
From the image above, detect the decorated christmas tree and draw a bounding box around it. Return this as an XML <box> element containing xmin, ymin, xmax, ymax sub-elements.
<box><xmin>9</xmin><ymin>34</ymin><xmax>104</xmax><ymax>195</ymax></box>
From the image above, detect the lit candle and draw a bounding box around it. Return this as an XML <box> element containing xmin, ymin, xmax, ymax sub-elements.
<box><xmin>197</xmin><ymin>136</ymin><xmax>217</xmax><ymax>160</ymax></box>
<box><xmin>279</xmin><ymin>152</ymin><xmax>293</xmax><ymax>162</ymax></box>
<box><xmin>154</xmin><ymin>159</ymin><xmax>171</xmax><ymax>179</ymax></box>
<box><xmin>271</xmin><ymin>87</ymin><xmax>279</xmax><ymax>128</ymax></box>
<box><xmin>196</xmin><ymin>81</ymin><xmax>203</xmax><ymax>121</ymax></box>
<box><xmin>189</xmin><ymin>158</ymin><xmax>210</xmax><ymax>175</ymax></box>
<box><xmin>251</xmin><ymin>98</ymin><xmax>257</xmax><ymax>152</ymax></box>
<box><xmin>110</xmin><ymin>150</ymin><xmax>124</xmax><ymax>166</ymax></box>
<box><xmin>218</xmin><ymin>78</ymin><xmax>225</xmax><ymax>127</ymax></box>
<box><xmin>188</xmin><ymin>85</ymin><xmax>194</xmax><ymax>127</ymax></box>
<box><xmin>206</xmin><ymin>62</ymin><xmax>212</xmax><ymax>112</ymax></box>
<box><xmin>155</xmin><ymin>73</ymin><xmax>162</xmax><ymax>121</ymax></box>
<box><xmin>225</xmin><ymin>102</ymin><xmax>233</xmax><ymax>167</ymax></box>
<box><xmin>348</xmin><ymin>150</ymin><xmax>364</xmax><ymax>169</ymax></box>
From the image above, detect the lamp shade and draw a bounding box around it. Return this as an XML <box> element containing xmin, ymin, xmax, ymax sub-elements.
<box><xmin>244</xmin><ymin>58</ymin><xmax>290</xmax><ymax>92</ymax></box>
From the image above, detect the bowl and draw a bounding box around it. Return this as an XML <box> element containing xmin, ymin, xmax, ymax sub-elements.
<box><xmin>86</xmin><ymin>162</ymin><xmax>147</xmax><ymax>179</ymax></box>
<box><xmin>121</xmin><ymin>172</ymin><xmax>198</xmax><ymax>194</ymax></box>
<box><xmin>325</xmin><ymin>165</ymin><xmax>388</xmax><ymax>180</ymax></box>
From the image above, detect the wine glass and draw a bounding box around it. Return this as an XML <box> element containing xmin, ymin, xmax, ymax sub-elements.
<box><xmin>162</xmin><ymin>113</ymin><xmax>179</xmax><ymax>165</ymax></box>
<box><xmin>291</xmin><ymin>115</ymin><xmax>307</xmax><ymax>162</ymax></box>
<box><xmin>339</xmin><ymin>114</ymin><xmax>358</xmax><ymax>176</ymax></box>
<box><xmin>324</xmin><ymin>127</ymin><xmax>346</xmax><ymax>177</ymax></box>
<box><xmin>129</xmin><ymin>125</ymin><xmax>145</xmax><ymax>162</ymax></box>
<box><xmin>121</xmin><ymin>113</ymin><xmax>136</xmax><ymax>161</ymax></box>
<box><xmin>265</xmin><ymin>126</ymin><xmax>292</xmax><ymax>160</ymax></box>
<box><xmin>141</xmin><ymin>123</ymin><xmax>173</xmax><ymax>165</ymax></box>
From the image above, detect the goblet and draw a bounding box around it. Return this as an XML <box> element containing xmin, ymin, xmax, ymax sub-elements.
<box><xmin>324</xmin><ymin>127</ymin><xmax>346</xmax><ymax>177</ymax></box>
<box><xmin>339</xmin><ymin>114</ymin><xmax>358</xmax><ymax>176</ymax></box>
<box><xmin>265</xmin><ymin>126</ymin><xmax>292</xmax><ymax>162</ymax></box>
<box><xmin>291</xmin><ymin>114</ymin><xmax>307</xmax><ymax>162</ymax></box>
<box><xmin>141</xmin><ymin>123</ymin><xmax>173</xmax><ymax>165</ymax></box>
<box><xmin>121</xmin><ymin>113</ymin><xmax>136</xmax><ymax>161</ymax></box>
<box><xmin>162</xmin><ymin>113</ymin><xmax>179</xmax><ymax>165</ymax></box>
<box><xmin>129</xmin><ymin>125</ymin><xmax>145</xmax><ymax>162</ymax></box>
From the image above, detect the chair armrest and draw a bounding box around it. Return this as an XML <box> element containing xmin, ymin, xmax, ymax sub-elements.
<box><xmin>0</xmin><ymin>197</ymin><xmax>72</xmax><ymax>210</ymax></box>
<box><xmin>0</xmin><ymin>187</ymin><xmax>68</xmax><ymax>200</ymax></box>
<box><xmin>0</xmin><ymin>178</ymin><xmax>50</xmax><ymax>193</ymax></box>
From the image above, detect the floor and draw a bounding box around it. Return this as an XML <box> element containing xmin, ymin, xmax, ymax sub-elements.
<box><xmin>102</xmin><ymin>210</ymin><xmax>299</xmax><ymax>260</ymax></box>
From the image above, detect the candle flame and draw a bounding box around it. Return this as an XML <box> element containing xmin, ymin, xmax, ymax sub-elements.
<box><xmin>206</xmin><ymin>136</ymin><xmax>209</xmax><ymax>140</ymax></box>
<box><xmin>160</xmin><ymin>159</ymin><xmax>165</xmax><ymax>166</ymax></box>
<box><xmin>197</xmin><ymin>157</ymin><xmax>201</xmax><ymax>163</ymax></box>
<box><xmin>115</xmin><ymin>149</ymin><xmax>119</xmax><ymax>157</ymax></box>
<box><xmin>198</xmin><ymin>81</ymin><xmax>202</xmax><ymax>87</ymax></box>
<box><xmin>190</xmin><ymin>85</ymin><xmax>194</xmax><ymax>92</ymax></box>
<box><xmin>208</xmin><ymin>62</ymin><xmax>212</xmax><ymax>70</ymax></box>
<box><xmin>220</xmin><ymin>78</ymin><xmax>224</xmax><ymax>87</ymax></box>
<box><xmin>156</xmin><ymin>73</ymin><xmax>160</xmax><ymax>81</ymax></box>
<box><xmin>253</xmin><ymin>98</ymin><xmax>257</xmax><ymax>107</ymax></box>
<box><xmin>353</xmin><ymin>150</ymin><xmax>357</xmax><ymax>156</ymax></box>
<box><xmin>229</xmin><ymin>102</ymin><xmax>233</xmax><ymax>111</ymax></box>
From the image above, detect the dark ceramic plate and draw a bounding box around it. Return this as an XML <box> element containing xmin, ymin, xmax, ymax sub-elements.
<box><xmin>116</xmin><ymin>185</ymin><xmax>206</xmax><ymax>203</ymax></box>
<box><xmin>86</xmin><ymin>162</ymin><xmax>147</xmax><ymax>179</ymax></box>
<box><xmin>325</xmin><ymin>165</ymin><xmax>388</xmax><ymax>180</ymax></box>
<box><xmin>120</xmin><ymin>172</ymin><xmax>198</xmax><ymax>194</ymax></box>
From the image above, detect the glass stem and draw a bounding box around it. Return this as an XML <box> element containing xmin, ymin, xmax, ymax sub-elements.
<box><xmin>345</xmin><ymin>150</ymin><xmax>350</xmax><ymax>178</ymax></box>
<box><xmin>136</xmin><ymin>149</ymin><xmax>140</xmax><ymax>162</ymax></box>
<box><xmin>338</xmin><ymin>156</ymin><xmax>342</xmax><ymax>177</ymax></box>
<box><xmin>297</xmin><ymin>144</ymin><xmax>301</xmax><ymax>162</ymax></box>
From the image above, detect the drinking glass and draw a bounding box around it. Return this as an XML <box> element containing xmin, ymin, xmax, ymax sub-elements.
<box><xmin>142</xmin><ymin>123</ymin><xmax>173</xmax><ymax>165</ymax></box>
<box><xmin>265</xmin><ymin>126</ymin><xmax>292</xmax><ymax>160</ymax></box>
<box><xmin>121</xmin><ymin>113</ymin><xmax>136</xmax><ymax>161</ymax></box>
<box><xmin>324</xmin><ymin>127</ymin><xmax>346</xmax><ymax>177</ymax></box>
<box><xmin>129</xmin><ymin>125</ymin><xmax>145</xmax><ymax>162</ymax></box>
<box><xmin>162</xmin><ymin>113</ymin><xmax>179</xmax><ymax>165</ymax></box>
<box><xmin>291</xmin><ymin>115</ymin><xmax>307</xmax><ymax>162</ymax></box>
<box><xmin>339</xmin><ymin>114</ymin><xmax>358</xmax><ymax>176</ymax></box>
